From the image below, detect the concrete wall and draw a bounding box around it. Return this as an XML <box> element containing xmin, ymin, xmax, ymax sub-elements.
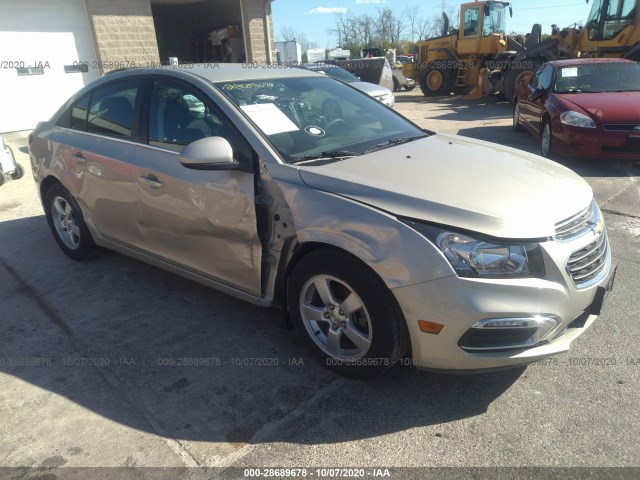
<box><xmin>84</xmin><ymin>0</ymin><xmax>160</xmax><ymax>73</ymax></box>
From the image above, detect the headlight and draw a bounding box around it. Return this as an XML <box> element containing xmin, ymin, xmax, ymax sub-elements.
<box><xmin>401</xmin><ymin>220</ymin><xmax>545</xmax><ymax>278</ymax></box>
<box><xmin>560</xmin><ymin>111</ymin><xmax>596</xmax><ymax>129</ymax></box>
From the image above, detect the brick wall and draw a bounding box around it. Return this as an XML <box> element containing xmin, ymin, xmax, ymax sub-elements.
<box><xmin>242</xmin><ymin>0</ymin><xmax>276</xmax><ymax>64</ymax></box>
<box><xmin>84</xmin><ymin>0</ymin><xmax>160</xmax><ymax>73</ymax></box>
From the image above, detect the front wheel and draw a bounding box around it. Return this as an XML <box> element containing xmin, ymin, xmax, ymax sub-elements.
<box><xmin>287</xmin><ymin>248</ymin><xmax>409</xmax><ymax>378</ymax></box>
<box><xmin>11</xmin><ymin>163</ymin><xmax>24</xmax><ymax>180</ymax></box>
<box><xmin>420</xmin><ymin>67</ymin><xmax>454</xmax><ymax>97</ymax></box>
<box><xmin>44</xmin><ymin>183</ymin><xmax>97</xmax><ymax>260</ymax></box>
<box><xmin>541</xmin><ymin>120</ymin><xmax>553</xmax><ymax>158</ymax></box>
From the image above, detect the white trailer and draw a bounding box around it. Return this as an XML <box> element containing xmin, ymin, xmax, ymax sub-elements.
<box><xmin>275</xmin><ymin>40</ymin><xmax>302</xmax><ymax>65</ymax></box>
<box><xmin>306</xmin><ymin>48</ymin><xmax>326</xmax><ymax>63</ymax></box>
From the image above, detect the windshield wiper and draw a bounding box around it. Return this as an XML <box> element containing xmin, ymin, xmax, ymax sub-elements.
<box><xmin>291</xmin><ymin>150</ymin><xmax>359</xmax><ymax>164</ymax></box>
<box><xmin>363</xmin><ymin>134</ymin><xmax>429</xmax><ymax>154</ymax></box>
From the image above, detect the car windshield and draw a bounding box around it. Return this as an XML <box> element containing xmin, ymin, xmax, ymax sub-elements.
<box><xmin>310</xmin><ymin>65</ymin><xmax>359</xmax><ymax>83</ymax></box>
<box><xmin>553</xmin><ymin>62</ymin><xmax>640</xmax><ymax>93</ymax></box>
<box><xmin>216</xmin><ymin>76</ymin><xmax>426</xmax><ymax>164</ymax></box>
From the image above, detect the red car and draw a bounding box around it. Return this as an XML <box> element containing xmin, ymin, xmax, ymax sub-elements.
<box><xmin>513</xmin><ymin>58</ymin><xmax>640</xmax><ymax>160</ymax></box>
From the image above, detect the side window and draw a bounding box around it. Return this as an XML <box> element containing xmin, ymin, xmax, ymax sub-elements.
<box><xmin>538</xmin><ymin>66</ymin><xmax>554</xmax><ymax>90</ymax></box>
<box><xmin>87</xmin><ymin>79</ymin><xmax>139</xmax><ymax>139</ymax></box>
<box><xmin>71</xmin><ymin>94</ymin><xmax>90</xmax><ymax>131</ymax></box>
<box><xmin>463</xmin><ymin>8</ymin><xmax>480</xmax><ymax>36</ymax></box>
<box><xmin>148</xmin><ymin>79</ymin><xmax>236</xmax><ymax>153</ymax></box>
<box><xmin>529</xmin><ymin>66</ymin><xmax>545</xmax><ymax>88</ymax></box>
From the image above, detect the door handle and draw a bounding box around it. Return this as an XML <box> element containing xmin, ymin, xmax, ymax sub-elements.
<box><xmin>139</xmin><ymin>174</ymin><xmax>164</xmax><ymax>189</ymax></box>
<box><xmin>72</xmin><ymin>152</ymin><xmax>86</xmax><ymax>165</ymax></box>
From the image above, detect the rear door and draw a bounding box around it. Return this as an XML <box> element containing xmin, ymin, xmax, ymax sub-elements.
<box><xmin>52</xmin><ymin>78</ymin><xmax>146</xmax><ymax>248</ymax></box>
<box><xmin>133</xmin><ymin>77</ymin><xmax>262</xmax><ymax>296</ymax></box>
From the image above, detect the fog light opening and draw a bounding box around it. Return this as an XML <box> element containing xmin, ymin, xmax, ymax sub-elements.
<box><xmin>459</xmin><ymin>316</ymin><xmax>558</xmax><ymax>351</ymax></box>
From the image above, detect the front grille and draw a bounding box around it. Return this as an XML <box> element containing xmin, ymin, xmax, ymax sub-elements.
<box><xmin>603</xmin><ymin>124</ymin><xmax>640</xmax><ymax>131</ymax></box>
<box><xmin>554</xmin><ymin>201</ymin><xmax>597</xmax><ymax>241</ymax></box>
<box><xmin>566</xmin><ymin>231</ymin><xmax>608</xmax><ymax>287</ymax></box>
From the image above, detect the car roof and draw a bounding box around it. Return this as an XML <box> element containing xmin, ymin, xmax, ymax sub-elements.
<box><xmin>105</xmin><ymin>63</ymin><xmax>322</xmax><ymax>82</ymax></box>
<box><xmin>547</xmin><ymin>58</ymin><xmax>636</xmax><ymax>68</ymax></box>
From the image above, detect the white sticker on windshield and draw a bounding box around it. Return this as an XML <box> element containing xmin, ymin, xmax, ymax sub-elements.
<box><xmin>562</xmin><ymin>67</ymin><xmax>578</xmax><ymax>78</ymax></box>
<box><xmin>240</xmin><ymin>103</ymin><xmax>299</xmax><ymax>135</ymax></box>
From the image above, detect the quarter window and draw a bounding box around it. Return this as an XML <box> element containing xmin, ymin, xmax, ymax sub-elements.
<box><xmin>87</xmin><ymin>79</ymin><xmax>140</xmax><ymax>139</ymax></box>
<box><xmin>71</xmin><ymin>94</ymin><xmax>90</xmax><ymax>131</ymax></box>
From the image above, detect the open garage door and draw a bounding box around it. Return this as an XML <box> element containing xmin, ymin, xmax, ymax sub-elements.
<box><xmin>151</xmin><ymin>0</ymin><xmax>246</xmax><ymax>64</ymax></box>
<box><xmin>0</xmin><ymin>0</ymin><xmax>100</xmax><ymax>133</ymax></box>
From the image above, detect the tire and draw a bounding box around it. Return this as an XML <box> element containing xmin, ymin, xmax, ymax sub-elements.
<box><xmin>513</xmin><ymin>101</ymin><xmax>523</xmax><ymax>131</ymax></box>
<box><xmin>0</xmin><ymin>171</ymin><xmax>5</xmax><ymax>187</ymax></box>
<box><xmin>287</xmin><ymin>248</ymin><xmax>409</xmax><ymax>378</ymax></box>
<box><xmin>11</xmin><ymin>163</ymin><xmax>24</xmax><ymax>180</ymax></box>
<box><xmin>404</xmin><ymin>84</ymin><xmax>416</xmax><ymax>91</ymax></box>
<box><xmin>44</xmin><ymin>182</ymin><xmax>97</xmax><ymax>260</ymax></box>
<box><xmin>420</xmin><ymin>66</ymin><xmax>454</xmax><ymax>97</ymax></box>
<box><xmin>504</xmin><ymin>63</ymin><xmax>541</xmax><ymax>104</ymax></box>
<box><xmin>541</xmin><ymin>119</ymin><xmax>553</xmax><ymax>158</ymax></box>
<box><xmin>392</xmin><ymin>76</ymin><xmax>400</xmax><ymax>92</ymax></box>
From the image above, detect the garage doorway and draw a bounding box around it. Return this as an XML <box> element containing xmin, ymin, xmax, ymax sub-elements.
<box><xmin>151</xmin><ymin>0</ymin><xmax>246</xmax><ymax>65</ymax></box>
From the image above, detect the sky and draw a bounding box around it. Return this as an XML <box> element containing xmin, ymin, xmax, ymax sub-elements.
<box><xmin>271</xmin><ymin>0</ymin><xmax>593</xmax><ymax>49</ymax></box>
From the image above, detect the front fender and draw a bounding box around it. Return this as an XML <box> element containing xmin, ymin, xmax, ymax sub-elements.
<box><xmin>276</xmin><ymin>179</ymin><xmax>455</xmax><ymax>288</ymax></box>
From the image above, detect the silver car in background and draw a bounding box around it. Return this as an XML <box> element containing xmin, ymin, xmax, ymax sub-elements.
<box><xmin>302</xmin><ymin>63</ymin><xmax>395</xmax><ymax>108</ymax></box>
<box><xmin>29</xmin><ymin>65</ymin><xmax>615</xmax><ymax>377</ymax></box>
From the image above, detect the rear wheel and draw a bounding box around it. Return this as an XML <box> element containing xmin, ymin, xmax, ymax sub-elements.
<box><xmin>287</xmin><ymin>248</ymin><xmax>409</xmax><ymax>378</ymax></box>
<box><xmin>541</xmin><ymin>119</ymin><xmax>553</xmax><ymax>158</ymax></box>
<box><xmin>392</xmin><ymin>76</ymin><xmax>400</xmax><ymax>92</ymax></box>
<box><xmin>504</xmin><ymin>62</ymin><xmax>542</xmax><ymax>103</ymax></box>
<box><xmin>513</xmin><ymin>102</ymin><xmax>523</xmax><ymax>131</ymax></box>
<box><xmin>420</xmin><ymin>66</ymin><xmax>454</xmax><ymax>97</ymax></box>
<box><xmin>44</xmin><ymin>183</ymin><xmax>97</xmax><ymax>260</ymax></box>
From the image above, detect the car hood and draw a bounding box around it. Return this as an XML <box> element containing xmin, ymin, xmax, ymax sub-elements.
<box><xmin>555</xmin><ymin>91</ymin><xmax>640</xmax><ymax>124</ymax></box>
<box><xmin>297</xmin><ymin>134</ymin><xmax>593</xmax><ymax>239</ymax></box>
<box><xmin>350</xmin><ymin>81</ymin><xmax>392</xmax><ymax>97</ymax></box>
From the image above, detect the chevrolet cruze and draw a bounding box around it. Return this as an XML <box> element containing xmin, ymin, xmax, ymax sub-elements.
<box><xmin>29</xmin><ymin>65</ymin><xmax>616</xmax><ymax>377</ymax></box>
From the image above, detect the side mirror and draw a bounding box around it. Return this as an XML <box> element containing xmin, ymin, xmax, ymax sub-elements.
<box><xmin>529</xmin><ymin>85</ymin><xmax>547</xmax><ymax>101</ymax></box>
<box><xmin>178</xmin><ymin>136</ymin><xmax>238</xmax><ymax>170</ymax></box>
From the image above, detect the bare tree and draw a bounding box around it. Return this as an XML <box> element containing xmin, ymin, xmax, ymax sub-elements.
<box><xmin>404</xmin><ymin>5</ymin><xmax>420</xmax><ymax>43</ymax></box>
<box><xmin>278</xmin><ymin>26</ymin><xmax>317</xmax><ymax>52</ymax></box>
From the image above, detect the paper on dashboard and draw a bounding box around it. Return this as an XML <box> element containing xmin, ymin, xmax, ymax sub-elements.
<box><xmin>240</xmin><ymin>103</ymin><xmax>299</xmax><ymax>135</ymax></box>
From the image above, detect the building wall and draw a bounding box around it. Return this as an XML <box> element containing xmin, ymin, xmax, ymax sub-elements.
<box><xmin>242</xmin><ymin>0</ymin><xmax>275</xmax><ymax>64</ymax></box>
<box><xmin>84</xmin><ymin>0</ymin><xmax>275</xmax><ymax>71</ymax></box>
<box><xmin>84</xmin><ymin>0</ymin><xmax>160</xmax><ymax>73</ymax></box>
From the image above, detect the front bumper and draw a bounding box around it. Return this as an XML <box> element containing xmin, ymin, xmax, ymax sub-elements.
<box><xmin>391</xmin><ymin>232</ymin><xmax>615</xmax><ymax>371</ymax></box>
<box><xmin>553</xmin><ymin>121</ymin><xmax>640</xmax><ymax>159</ymax></box>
